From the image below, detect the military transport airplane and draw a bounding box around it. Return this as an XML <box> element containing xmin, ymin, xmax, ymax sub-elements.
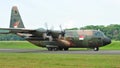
<box><xmin>0</xmin><ymin>6</ymin><xmax>111</xmax><ymax>51</ymax></box>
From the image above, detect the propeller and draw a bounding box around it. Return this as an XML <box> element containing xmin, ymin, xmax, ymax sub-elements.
<box><xmin>43</xmin><ymin>22</ymin><xmax>53</xmax><ymax>41</ymax></box>
<box><xmin>59</xmin><ymin>25</ymin><xmax>65</xmax><ymax>37</ymax></box>
<box><xmin>44</xmin><ymin>22</ymin><xmax>50</xmax><ymax>35</ymax></box>
<box><xmin>50</xmin><ymin>25</ymin><xmax>54</xmax><ymax>31</ymax></box>
<box><xmin>45</xmin><ymin>22</ymin><xmax>48</xmax><ymax>31</ymax></box>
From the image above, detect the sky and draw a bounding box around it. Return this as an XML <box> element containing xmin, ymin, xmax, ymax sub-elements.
<box><xmin>1</xmin><ymin>0</ymin><xmax>120</xmax><ymax>30</ymax></box>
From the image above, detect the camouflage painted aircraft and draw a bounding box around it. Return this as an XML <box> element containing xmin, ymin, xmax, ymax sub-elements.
<box><xmin>0</xmin><ymin>6</ymin><xmax>111</xmax><ymax>51</ymax></box>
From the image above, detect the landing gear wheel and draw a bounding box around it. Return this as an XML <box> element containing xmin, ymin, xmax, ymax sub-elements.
<box><xmin>94</xmin><ymin>47</ymin><xmax>99</xmax><ymax>51</ymax></box>
<box><xmin>58</xmin><ymin>47</ymin><xmax>63</xmax><ymax>51</ymax></box>
<box><xmin>53</xmin><ymin>48</ymin><xmax>58</xmax><ymax>51</ymax></box>
<box><xmin>64</xmin><ymin>48</ymin><xmax>69</xmax><ymax>51</ymax></box>
<box><xmin>47</xmin><ymin>47</ymin><xmax>58</xmax><ymax>51</ymax></box>
<box><xmin>47</xmin><ymin>47</ymin><xmax>53</xmax><ymax>51</ymax></box>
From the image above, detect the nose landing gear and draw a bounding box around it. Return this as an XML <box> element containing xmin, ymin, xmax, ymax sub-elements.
<box><xmin>94</xmin><ymin>47</ymin><xmax>99</xmax><ymax>51</ymax></box>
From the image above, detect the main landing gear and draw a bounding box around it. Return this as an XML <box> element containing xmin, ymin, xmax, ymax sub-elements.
<box><xmin>47</xmin><ymin>47</ymin><xmax>69</xmax><ymax>51</ymax></box>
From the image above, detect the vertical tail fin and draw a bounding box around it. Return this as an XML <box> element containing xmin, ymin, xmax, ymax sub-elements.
<box><xmin>10</xmin><ymin>6</ymin><xmax>25</xmax><ymax>28</ymax></box>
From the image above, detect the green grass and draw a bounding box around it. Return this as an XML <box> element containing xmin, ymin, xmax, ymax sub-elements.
<box><xmin>100</xmin><ymin>41</ymin><xmax>120</xmax><ymax>50</ymax></box>
<box><xmin>0</xmin><ymin>41</ymin><xmax>40</xmax><ymax>49</ymax></box>
<box><xmin>0</xmin><ymin>41</ymin><xmax>119</xmax><ymax>68</ymax></box>
<box><xmin>0</xmin><ymin>53</ymin><xmax>119</xmax><ymax>68</ymax></box>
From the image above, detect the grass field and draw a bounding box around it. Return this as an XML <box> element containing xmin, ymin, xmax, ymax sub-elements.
<box><xmin>100</xmin><ymin>40</ymin><xmax>120</xmax><ymax>50</ymax></box>
<box><xmin>0</xmin><ymin>53</ymin><xmax>120</xmax><ymax>68</ymax></box>
<box><xmin>0</xmin><ymin>41</ymin><xmax>39</xmax><ymax>49</ymax></box>
<box><xmin>0</xmin><ymin>41</ymin><xmax>119</xmax><ymax>68</ymax></box>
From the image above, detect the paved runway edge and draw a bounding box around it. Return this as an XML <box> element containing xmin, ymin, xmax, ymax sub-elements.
<box><xmin>0</xmin><ymin>49</ymin><xmax>120</xmax><ymax>54</ymax></box>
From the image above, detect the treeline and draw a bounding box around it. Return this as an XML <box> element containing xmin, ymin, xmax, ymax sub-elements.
<box><xmin>80</xmin><ymin>24</ymin><xmax>120</xmax><ymax>40</ymax></box>
<box><xmin>0</xmin><ymin>34</ymin><xmax>24</xmax><ymax>41</ymax></box>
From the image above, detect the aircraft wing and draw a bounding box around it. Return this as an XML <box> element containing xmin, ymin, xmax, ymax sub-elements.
<box><xmin>0</xmin><ymin>28</ymin><xmax>36</xmax><ymax>34</ymax></box>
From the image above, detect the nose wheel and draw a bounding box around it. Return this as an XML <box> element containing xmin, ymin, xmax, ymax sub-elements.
<box><xmin>94</xmin><ymin>47</ymin><xmax>99</xmax><ymax>51</ymax></box>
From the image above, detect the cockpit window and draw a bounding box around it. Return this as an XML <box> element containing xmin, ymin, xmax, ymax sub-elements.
<box><xmin>94</xmin><ymin>31</ymin><xmax>105</xmax><ymax>37</ymax></box>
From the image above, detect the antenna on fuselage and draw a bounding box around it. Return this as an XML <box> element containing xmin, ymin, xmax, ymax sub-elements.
<box><xmin>98</xmin><ymin>29</ymin><xmax>100</xmax><ymax>31</ymax></box>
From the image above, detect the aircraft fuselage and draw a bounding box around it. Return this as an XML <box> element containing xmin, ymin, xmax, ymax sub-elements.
<box><xmin>23</xmin><ymin>30</ymin><xmax>111</xmax><ymax>51</ymax></box>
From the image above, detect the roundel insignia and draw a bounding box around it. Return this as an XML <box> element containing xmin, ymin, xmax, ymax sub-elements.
<box><xmin>79</xmin><ymin>35</ymin><xmax>84</xmax><ymax>40</ymax></box>
<box><xmin>13</xmin><ymin>21</ymin><xmax>20</xmax><ymax>28</ymax></box>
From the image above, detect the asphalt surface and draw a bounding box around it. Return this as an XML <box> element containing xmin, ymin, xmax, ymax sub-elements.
<box><xmin>0</xmin><ymin>49</ymin><xmax>120</xmax><ymax>54</ymax></box>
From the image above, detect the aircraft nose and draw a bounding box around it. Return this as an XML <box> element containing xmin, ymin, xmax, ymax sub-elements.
<box><xmin>103</xmin><ymin>37</ymin><xmax>111</xmax><ymax>45</ymax></box>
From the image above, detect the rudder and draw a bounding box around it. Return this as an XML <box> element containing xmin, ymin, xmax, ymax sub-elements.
<box><xmin>9</xmin><ymin>6</ymin><xmax>25</xmax><ymax>28</ymax></box>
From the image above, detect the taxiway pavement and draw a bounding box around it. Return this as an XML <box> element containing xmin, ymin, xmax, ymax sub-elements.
<box><xmin>0</xmin><ymin>49</ymin><xmax>119</xmax><ymax>54</ymax></box>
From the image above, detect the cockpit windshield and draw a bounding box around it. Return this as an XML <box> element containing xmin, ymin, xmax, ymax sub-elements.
<box><xmin>94</xmin><ymin>31</ymin><xmax>105</xmax><ymax>37</ymax></box>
